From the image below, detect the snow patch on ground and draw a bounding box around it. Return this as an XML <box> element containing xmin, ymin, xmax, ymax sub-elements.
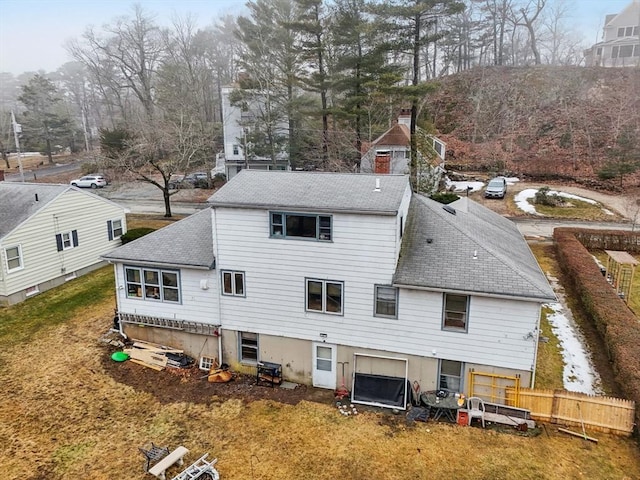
<box><xmin>445</xmin><ymin>179</ymin><xmax>485</xmax><ymax>192</ymax></box>
<box><xmin>514</xmin><ymin>188</ymin><xmax>611</xmax><ymax>216</ymax></box>
<box><xmin>514</xmin><ymin>188</ymin><xmax>539</xmax><ymax>214</ymax></box>
<box><xmin>543</xmin><ymin>276</ymin><xmax>603</xmax><ymax>395</ymax></box>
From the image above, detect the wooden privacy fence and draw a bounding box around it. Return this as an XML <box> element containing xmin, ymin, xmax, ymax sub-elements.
<box><xmin>506</xmin><ymin>388</ymin><xmax>636</xmax><ymax>436</ymax></box>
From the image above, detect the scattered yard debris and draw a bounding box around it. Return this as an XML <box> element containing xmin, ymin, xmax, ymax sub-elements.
<box><xmin>110</xmin><ymin>351</ymin><xmax>129</xmax><ymax>362</ymax></box>
<box><xmin>120</xmin><ymin>339</ymin><xmax>195</xmax><ymax>371</ymax></box>
<box><xmin>335</xmin><ymin>401</ymin><xmax>358</xmax><ymax>416</ymax></box>
<box><xmin>558</xmin><ymin>427</ymin><xmax>599</xmax><ymax>443</ymax></box>
<box><xmin>406</xmin><ymin>406</ymin><xmax>430</xmax><ymax>423</ymax></box>
<box><xmin>173</xmin><ymin>453</ymin><xmax>219</xmax><ymax>480</ymax></box>
<box><xmin>334</xmin><ymin>361</ymin><xmax>349</xmax><ymax>399</ymax></box>
<box><xmin>208</xmin><ymin>364</ymin><xmax>234</xmax><ymax>383</ymax></box>
<box><xmin>139</xmin><ymin>442</ymin><xmax>170</xmax><ymax>473</ymax></box>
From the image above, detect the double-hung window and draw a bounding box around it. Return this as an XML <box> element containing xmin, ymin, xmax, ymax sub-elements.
<box><xmin>56</xmin><ymin>230</ymin><xmax>79</xmax><ymax>251</ymax></box>
<box><xmin>374</xmin><ymin>285</ymin><xmax>398</xmax><ymax>318</ymax></box>
<box><xmin>306</xmin><ymin>279</ymin><xmax>343</xmax><ymax>314</ymax></box>
<box><xmin>239</xmin><ymin>332</ymin><xmax>258</xmax><ymax>363</ymax></box>
<box><xmin>443</xmin><ymin>293</ymin><xmax>468</xmax><ymax>331</ymax></box>
<box><xmin>125</xmin><ymin>266</ymin><xmax>180</xmax><ymax>303</ymax></box>
<box><xmin>270</xmin><ymin>212</ymin><xmax>332</xmax><ymax>241</ymax></box>
<box><xmin>222</xmin><ymin>270</ymin><xmax>245</xmax><ymax>296</ymax></box>
<box><xmin>107</xmin><ymin>219</ymin><xmax>124</xmax><ymax>241</ymax></box>
<box><xmin>5</xmin><ymin>245</ymin><xmax>23</xmax><ymax>272</ymax></box>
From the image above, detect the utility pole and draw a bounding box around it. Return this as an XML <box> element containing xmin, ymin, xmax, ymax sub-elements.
<box><xmin>10</xmin><ymin>110</ymin><xmax>24</xmax><ymax>182</ymax></box>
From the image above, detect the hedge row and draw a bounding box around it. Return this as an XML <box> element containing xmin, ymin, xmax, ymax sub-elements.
<box><xmin>554</xmin><ymin>228</ymin><xmax>640</xmax><ymax>434</ymax></box>
<box><xmin>572</xmin><ymin>230</ymin><xmax>640</xmax><ymax>252</ymax></box>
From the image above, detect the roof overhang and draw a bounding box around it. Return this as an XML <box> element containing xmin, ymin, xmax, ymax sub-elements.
<box><xmin>102</xmin><ymin>258</ymin><xmax>215</xmax><ymax>271</ymax></box>
<box><xmin>392</xmin><ymin>283</ymin><xmax>557</xmax><ymax>304</ymax></box>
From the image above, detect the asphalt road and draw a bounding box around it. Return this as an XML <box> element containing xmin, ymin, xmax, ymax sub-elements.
<box><xmin>4</xmin><ymin>161</ymin><xmax>635</xmax><ymax>237</ymax></box>
<box><xmin>4</xmin><ymin>159</ymin><xmax>82</xmax><ymax>182</ymax></box>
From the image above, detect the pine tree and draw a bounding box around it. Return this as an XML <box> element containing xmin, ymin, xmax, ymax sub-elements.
<box><xmin>18</xmin><ymin>74</ymin><xmax>74</xmax><ymax>164</ymax></box>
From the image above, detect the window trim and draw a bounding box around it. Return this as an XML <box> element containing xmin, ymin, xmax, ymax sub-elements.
<box><xmin>108</xmin><ymin>219</ymin><xmax>124</xmax><ymax>241</ymax></box>
<box><xmin>438</xmin><ymin>359</ymin><xmax>464</xmax><ymax>392</ymax></box>
<box><xmin>442</xmin><ymin>293</ymin><xmax>469</xmax><ymax>332</ymax></box>
<box><xmin>270</xmin><ymin>212</ymin><xmax>333</xmax><ymax>242</ymax></box>
<box><xmin>124</xmin><ymin>266</ymin><xmax>181</xmax><ymax>303</ymax></box>
<box><xmin>56</xmin><ymin>230</ymin><xmax>79</xmax><ymax>251</ymax></box>
<box><xmin>5</xmin><ymin>245</ymin><xmax>24</xmax><ymax>273</ymax></box>
<box><xmin>239</xmin><ymin>331</ymin><xmax>259</xmax><ymax>364</ymax></box>
<box><xmin>374</xmin><ymin>285</ymin><xmax>398</xmax><ymax>319</ymax></box>
<box><xmin>221</xmin><ymin>270</ymin><xmax>246</xmax><ymax>297</ymax></box>
<box><xmin>306</xmin><ymin>278</ymin><xmax>344</xmax><ymax>315</ymax></box>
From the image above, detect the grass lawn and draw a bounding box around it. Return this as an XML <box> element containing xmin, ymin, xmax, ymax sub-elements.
<box><xmin>0</xmin><ymin>228</ymin><xmax>638</xmax><ymax>479</ymax></box>
<box><xmin>532</xmin><ymin>198</ymin><xmax>621</xmax><ymax>221</ymax></box>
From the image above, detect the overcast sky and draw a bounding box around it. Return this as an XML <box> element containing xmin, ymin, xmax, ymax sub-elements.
<box><xmin>0</xmin><ymin>0</ymin><xmax>634</xmax><ymax>75</ymax></box>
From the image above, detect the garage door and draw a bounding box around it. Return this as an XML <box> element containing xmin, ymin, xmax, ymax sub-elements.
<box><xmin>351</xmin><ymin>354</ymin><xmax>408</xmax><ymax>410</ymax></box>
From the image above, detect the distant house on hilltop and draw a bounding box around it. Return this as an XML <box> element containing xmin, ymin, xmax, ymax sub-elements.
<box><xmin>220</xmin><ymin>86</ymin><xmax>290</xmax><ymax>181</ymax></box>
<box><xmin>0</xmin><ymin>182</ymin><xmax>127</xmax><ymax>305</ymax></box>
<box><xmin>584</xmin><ymin>0</ymin><xmax>640</xmax><ymax>67</ymax></box>
<box><xmin>360</xmin><ymin>110</ymin><xmax>446</xmax><ymax>194</ymax></box>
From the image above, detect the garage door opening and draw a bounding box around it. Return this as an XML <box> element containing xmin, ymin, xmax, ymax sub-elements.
<box><xmin>351</xmin><ymin>353</ymin><xmax>408</xmax><ymax>410</ymax></box>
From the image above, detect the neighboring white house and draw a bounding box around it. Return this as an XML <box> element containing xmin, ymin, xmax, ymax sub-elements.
<box><xmin>360</xmin><ymin>110</ymin><xmax>446</xmax><ymax>193</ymax></box>
<box><xmin>0</xmin><ymin>182</ymin><xmax>128</xmax><ymax>305</ymax></box>
<box><xmin>584</xmin><ymin>0</ymin><xmax>640</xmax><ymax>67</ymax></box>
<box><xmin>221</xmin><ymin>86</ymin><xmax>290</xmax><ymax>181</ymax></box>
<box><xmin>103</xmin><ymin>171</ymin><xmax>555</xmax><ymax>409</ymax></box>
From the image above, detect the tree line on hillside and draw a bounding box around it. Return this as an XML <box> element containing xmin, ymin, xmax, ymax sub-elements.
<box><xmin>0</xmin><ymin>0</ymin><xmax>633</xmax><ymax>216</ymax></box>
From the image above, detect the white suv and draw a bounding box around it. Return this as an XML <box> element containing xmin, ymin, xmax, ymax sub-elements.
<box><xmin>70</xmin><ymin>175</ymin><xmax>107</xmax><ymax>189</ymax></box>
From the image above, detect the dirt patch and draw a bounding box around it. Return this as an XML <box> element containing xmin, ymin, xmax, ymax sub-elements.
<box><xmin>100</xmin><ymin>344</ymin><xmax>335</xmax><ymax>407</ymax></box>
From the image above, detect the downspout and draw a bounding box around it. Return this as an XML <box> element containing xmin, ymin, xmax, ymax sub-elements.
<box><xmin>213</xmin><ymin>208</ymin><xmax>223</xmax><ymax>366</ymax></box>
<box><xmin>112</xmin><ymin>262</ymin><xmax>128</xmax><ymax>340</ymax></box>
<box><xmin>530</xmin><ymin>305</ymin><xmax>543</xmax><ymax>389</ymax></box>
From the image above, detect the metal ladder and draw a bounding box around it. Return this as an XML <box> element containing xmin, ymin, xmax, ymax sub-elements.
<box><xmin>170</xmin><ymin>454</ymin><xmax>219</xmax><ymax>480</ymax></box>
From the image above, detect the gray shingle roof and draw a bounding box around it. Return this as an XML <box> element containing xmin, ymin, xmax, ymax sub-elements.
<box><xmin>0</xmin><ymin>183</ymin><xmax>70</xmax><ymax>239</ymax></box>
<box><xmin>208</xmin><ymin>170</ymin><xmax>409</xmax><ymax>215</ymax></box>
<box><xmin>102</xmin><ymin>209</ymin><xmax>215</xmax><ymax>269</ymax></box>
<box><xmin>394</xmin><ymin>195</ymin><xmax>556</xmax><ymax>302</ymax></box>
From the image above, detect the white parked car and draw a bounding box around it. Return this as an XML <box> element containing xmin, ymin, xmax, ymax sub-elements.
<box><xmin>70</xmin><ymin>175</ymin><xmax>107</xmax><ymax>189</ymax></box>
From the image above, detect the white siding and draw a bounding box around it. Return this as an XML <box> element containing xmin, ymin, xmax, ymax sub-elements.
<box><xmin>211</xmin><ymin>202</ymin><xmax>539</xmax><ymax>373</ymax></box>
<box><xmin>397</xmin><ymin>290</ymin><xmax>541</xmax><ymax>371</ymax></box>
<box><xmin>0</xmin><ymin>190</ymin><xmax>126</xmax><ymax>297</ymax></box>
<box><xmin>212</xmin><ymin>207</ymin><xmax>401</xmax><ymax>343</ymax></box>
<box><xmin>114</xmin><ymin>263</ymin><xmax>220</xmax><ymax>324</ymax></box>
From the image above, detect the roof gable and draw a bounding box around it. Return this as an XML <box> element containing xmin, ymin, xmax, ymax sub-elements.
<box><xmin>0</xmin><ymin>183</ymin><xmax>70</xmax><ymax>239</ymax></box>
<box><xmin>372</xmin><ymin>123</ymin><xmax>410</xmax><ymax>148</ymax></box>
<box><xmin>394</xmin><ymin>195</ymin><xmax>556</xmax><ymax>302</ymax></box>
<box><xmin>605</xmin><ymin>1</ymin><xmax>640</xmax><ymax>27</ymax></box>
<box><xmin>102</xmin><ymin>209</ymin><xmax>215</xmax><ymax>269</ymax></box>
<box><xmin>208</xmin><ymin>170</ymin><xmax>409</xmax><ymax>215</ymax></box>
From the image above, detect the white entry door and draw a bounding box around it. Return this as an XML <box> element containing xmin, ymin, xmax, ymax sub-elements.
<box><xmin>312</xmin><ymin>342</ymin><xmax>337</xmax><ymax>389</ymax></box>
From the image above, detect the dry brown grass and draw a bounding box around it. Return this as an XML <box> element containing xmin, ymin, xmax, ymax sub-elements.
<box><xmin>1</xmin><ymin>245</ymin><xmax>639</xmax><ymax>479</ymax></box>
<box><xmin>126</xmin><ymin>214</ymin><xmax>186</xmax><ymax>230</ymax></box>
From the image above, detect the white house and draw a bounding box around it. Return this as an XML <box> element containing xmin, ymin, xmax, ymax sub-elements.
<box><xmin>584</xmin><ymin>0</ymin><xmax>640</xmax><ymax>67</ymax></box>
<box><xmin>221</xmin><ymin>86</ymin><xmax>290</xmax><ymax>181</ymax></box>
<box><xmin>103</xmin><ymin>171</ymin><xmax>555</xmax><ymax>409</ymax></box>
<box><xmin>0</xmin><ymin>182</ymin><xmax>128</xmax><ymax>305</ymax></box>
<box><xmin>360</xmin><ymin>111</ymin><xmax>446</xmax><ymax>194</ymax></box>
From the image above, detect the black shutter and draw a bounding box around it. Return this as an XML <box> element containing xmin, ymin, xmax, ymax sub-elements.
<box><xmin>56</xmin><ymin>234</ymin><xmax>63</xmax><ymax>252</ymax></box>
<box><xmin>72</xmin><ymin>230</ymin><xmax>79</xmax><ymax>247</ymax></box>
<box><xmin>107</xmin><ymin>220</ymin><xmax>113</xmax><ymax>241</ymax></box>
